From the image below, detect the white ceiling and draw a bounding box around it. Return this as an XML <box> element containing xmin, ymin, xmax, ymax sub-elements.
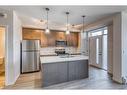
<box><xmin>0</xmin><ymin>6</ymin><xmax>127</xmax><ymax>31</ymax></box>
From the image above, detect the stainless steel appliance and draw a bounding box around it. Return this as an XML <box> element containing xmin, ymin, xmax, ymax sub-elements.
<box><xmin>55</xmin><ymin>40</ymin><xmax>67</xmax><ymax>47</ymax></box>
<box><xmin>21</xmin><ymin>40</ymin><xmax>40</xmax><ymax>73</ymax></box>
<box><xmin>55</xmin><ymin>40</ymin><xmax>67</xmax><ymax>55</ymax></box>
<box><xmin>55</xmin><ymin>48</ymin><xmax>66</xmax><ymax>55</ymax></box>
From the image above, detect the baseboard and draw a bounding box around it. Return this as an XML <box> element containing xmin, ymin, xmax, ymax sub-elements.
<box><xmin>113</xmin><ymin>76</ymin><xmax>123</xmax><ymax>84</ymax></box>
<box><xmin>89</xmin><ymin>64</ymin><xmax>102</xmax><ymax>69</ymax></box>
<box><xmin>5</xmin><ymin>72</ymin><xmax>20</xmax><ymax>86</ymax></box>
<box><xmin>14</xmin><ymin>73</ymin><xmax>20</xmax><ymax>84</ymax></box>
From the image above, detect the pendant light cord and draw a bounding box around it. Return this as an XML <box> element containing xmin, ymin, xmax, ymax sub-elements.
<box><xmin>47</xmin><ymin>9</ymin><xmax>48</xmax><ymax>29</ymax></box>
<box><xmin>66</xmin><ymin>12</ymin><xmax>69</xmax><ymax>31</ymax></box>
<box><xmin>67</xmin><ymin>13</ymin><xmax>68</xmax><ymax>30</ymax></box>
<box><xmin>82</xmin><ymin>15</ymin><xmax>85</xmax><ymax>32</ymax></box>
<box><xmin>46</xmin><ymin>8</ymin><xmax>49</xmax><ymax>29</ymax></box>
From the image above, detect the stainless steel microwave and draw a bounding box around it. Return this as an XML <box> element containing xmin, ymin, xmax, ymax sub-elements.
<box><xmin>55</xmin><ymin>40</ymin><xmax>67</xmax><ymax>47</ymax></box>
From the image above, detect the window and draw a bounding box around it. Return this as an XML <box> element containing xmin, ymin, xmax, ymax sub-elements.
<box><xmin>91</xmin><ymin>31</ymin><xmax>102</xmax><ymax>37</ymax></box>
<box><xmin>96</xmin><ymin>38</ymin><xmax>99</xmax><ymax>64</ymax></box>
<box><xmin>103</xmin><ymin>29</ymin><xmax>108</xmax><ymax>34</ymax></box>
<box><xmin>88</xmin><ymin>27</ymin><xmax>108</xmax><ymax>37</ymax></box>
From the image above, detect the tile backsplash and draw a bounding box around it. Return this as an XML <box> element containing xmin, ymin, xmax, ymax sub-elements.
<box><xmin>40</xmin><ymin>47</ymin><xmax>81</xmax><ymax>55</ymax></box>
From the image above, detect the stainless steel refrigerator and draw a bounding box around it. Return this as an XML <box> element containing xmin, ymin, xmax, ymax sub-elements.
<box><xmin>21</xmin><ymin>40</ymin><xmax>40</xmax><ymax>73</ymax></box>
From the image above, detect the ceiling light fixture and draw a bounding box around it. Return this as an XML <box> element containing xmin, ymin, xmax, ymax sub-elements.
<box><xmin>82</xmin><ymin>15</ymin><xmax>86</xmax><ymax>32</ymax></box>
<box><xmin>66</xmin><ymin>12</ymin><xmax>70</xmax><ymax>35</ymax></box>
<box><xmin>45</xmin><ymin>8</ymin><xmax>50</xmax><ymax>34</ymax></box>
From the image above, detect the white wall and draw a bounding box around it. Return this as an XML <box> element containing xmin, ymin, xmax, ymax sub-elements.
<box><xmin>112</xmin><ymin>12</ymin><xmax>127</xmax><ymax>83</ymax></box>
<box><xmin>107</xmin><ymin>24</ymin><xmax>113</xmax><ymax>75</ymax></box>
<box><xmin>121</xmin><ymin>12</ymin><xmax>127</xmax><ymax>82</ymax></box>
<box><xmin>83</xmin><ymin>15</ymin><xmax>113</xmax><ymax>32</ymax></box>
<box><xmin>0</xmin><ymin>8</ymin><xmax>14</xmax><ymax>85</ymax></box>
<box><xmin>13</xmin><ymin>11</ymin><xmax>22</xmax><ymax>83</ymax></box>
<box><xmin>0</xmin><ymin>8</ymin><xmax>22</xmax><ymax>85</ymax></box>
<box><xmin>112</xmin><ymin>13</ymin><xmax>122</xmax><ymax>83</ymax></box>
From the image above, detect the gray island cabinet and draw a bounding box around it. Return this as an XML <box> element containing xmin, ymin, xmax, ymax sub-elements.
<box><xmin>40</xmin><ymin>55</ymin><xmax>89</xmax><ymax>87</ymax></box>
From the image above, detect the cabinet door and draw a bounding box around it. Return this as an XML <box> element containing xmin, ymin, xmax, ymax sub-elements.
<box><xmin>56</xmin><ymin>32</ymin><xmax>66</xmax><ymax>41</ymax></box>
<box><xmin>68</xmin><ymin>61</ymin><xmax>79</xmax><ymax>81</ymax></box>
<box><xmin>71</xmin><ymin>33</ymin><xmax>78</xmax><ymax>47</ymax></box>
<box><xmin>68</xmin><ymin>60</ymin><xmax>88</xmax><ymax>81</ymax></box>
<box><xmin>57</xmin><ymin>62</ymin><xmax>68</xmax><ymax>83</ymax></box>
<box><xmin>77</xmin><ymin>60</ymin><xmax>88</xmax><ymax>79</ymax></box>
<box><xmin>66</xmin><ymin>34</ymin><xmax>72</xmax><ymax>46</ymax></box>
<box><xmin>42</xmin><ymin>62</ymin><xmax>68</xmax><ymax>87</ymax></box>
<box><xmin>42</xmin><ymin>63</ymin><xmax>58</xmax><ymax>86</ymax></box>
<box><xmin>41</xmin><ymin>32</ymin><xmax>48</xmax><ymax>47</ymax></box>
<box><xmin>66</xmin><ymin>32</ymin><xmax>78</xmax><ymax>47</ymax></box>
<box><xmin>22</xmin><ymin>28</ymin><xmax>41</xmax><ymax>40</ymax></box>
<box><xmin>46</xmin><ymin>31</ymin><xmax>66</xmax><ymax>46</ymax></box>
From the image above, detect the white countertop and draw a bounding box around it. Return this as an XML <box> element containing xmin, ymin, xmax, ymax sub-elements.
<box><xmin>40</xmin><ymin>55</ymin><xmax>89</xmax><ymax>64</ymax></box>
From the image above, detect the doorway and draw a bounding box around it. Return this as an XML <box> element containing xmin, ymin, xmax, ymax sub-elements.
<box><xmin>89</xmin><ymin>27</ymin><xmax>108</xmax><ymax>71</ymax></box>
<box><xmin>0</xmin><ymin>27</ymin><xmax>5</xmax><ymax>88</ymax></box>
<box><xmin>89</xmin><ymin>35</ymin><xmax>103</xmax><ymax>68</ymax></box>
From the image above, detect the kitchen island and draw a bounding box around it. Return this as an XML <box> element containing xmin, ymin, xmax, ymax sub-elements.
<box><xmin>40</xmin><ymin>55</ymin><xmax>89</xmax><ymax>87</ymax></box>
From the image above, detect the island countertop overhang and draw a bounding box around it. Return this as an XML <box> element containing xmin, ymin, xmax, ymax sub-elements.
<box><xmin>40</xmin><ymin>55</ymin><xmax>89</xmax><ymax>64</ymax></box>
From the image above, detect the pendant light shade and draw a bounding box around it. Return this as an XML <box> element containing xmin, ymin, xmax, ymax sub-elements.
<box><xmin>45</xmin><ymin>8</ymin><xmax>50</xmax><ymax>34</ymax></box>
<box><xmin>66</xmin><ymin>30</ymin><xmax>70</xmax><ymax>35</ymax></box>
<box><xmin>66</xmin><ymin>12</ymin><xmax>70</xmax><ymax>35</ymax></box>
<box><xmin>45</xmin><ymin>28</ymin><xmax>50</xmax><ymax>33</ymax></box>
<box><xmin>82</xmin><ymin>15</ymin><xmax>86</xmax><ymax>32</ymax></box>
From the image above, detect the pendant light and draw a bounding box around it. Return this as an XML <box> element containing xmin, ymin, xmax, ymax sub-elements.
<box><xmin>45</xmin><ymin>8</ymin><xmax>50</xmax><ymax>34</ymax></box>
<box><xmin>82</xmin><ymin>15</ymin><xmax>86</xmax><ymax>32</ymax></box>
<box><xmin>66</xmin><ymin>12</ymin><xmax>70</xmax><ymax>35</ymax></box>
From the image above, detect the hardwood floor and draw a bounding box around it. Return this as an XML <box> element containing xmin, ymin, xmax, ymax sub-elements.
<box><xmin>4</xmin><ymin>66</ymin><xmax>127</xmax><ymax>89</ymax></box>
<box><xmin>4</xmin><ymin>72</ymin><xmax>42</xmax><ymax>89</ymax></box>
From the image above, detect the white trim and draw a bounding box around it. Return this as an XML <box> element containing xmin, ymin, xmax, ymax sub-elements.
<box><xmin>113</xmin><ymin>76</ymin><xmax>123</xmax><ymax>84</ymax></box>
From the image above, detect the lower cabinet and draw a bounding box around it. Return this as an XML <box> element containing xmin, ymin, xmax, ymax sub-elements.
<box><xmin>42</xmin><ymin>62</ymin><xmax>68</xmax><ymax>87</ymax></box>
<box><xmin>68</xmin><ymin>60</ymin><xmax>88</xmax><ymax>81</ymax></box>
<box><xmin>42</xmin><ymin>60</ymin><xmax>88</xmax><ymax>87</ymax></box>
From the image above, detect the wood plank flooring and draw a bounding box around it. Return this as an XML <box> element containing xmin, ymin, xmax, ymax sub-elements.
<box><xmin>4</xmin><ymin>72</ymin><xmax>42</xmax><ymax>89</ymax></box>
<box><xmin>4</xmin><ymin>66</ymin><xmax>127</xmax><ymax>89</ymax></box>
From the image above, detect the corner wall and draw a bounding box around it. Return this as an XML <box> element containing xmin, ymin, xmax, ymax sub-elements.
<box><xmin>121</xmin><ymin>12</ymin><xmax>127</xmax><ymax>82</ymax></box>
<box><xmin>0</xmin><ymin>8</ymin><xmax>22</xmax><ymax>85</ymax></box>
<box><xmin>13</xmin><ymin>11</ymin><xmax>22</xmax><ymax>83</ymax></box>
<box><xmin>112</xmin><ymin>13</ymin><xmax>122</xmax><ymax>83</ymax></box>
<box><xmin>0</xmin><ymin>8</ymin><xmax>14</xmax><ymax>85</ymax></box>
<box><xmin>107</xmin><ymin>24</ymin><xmax>113</xmax><ymax>75</ymax></box>
<box><xmin>112</xmin><ymin>12</ymin><xmax>127</xmax><ymax>83</ymax></box>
